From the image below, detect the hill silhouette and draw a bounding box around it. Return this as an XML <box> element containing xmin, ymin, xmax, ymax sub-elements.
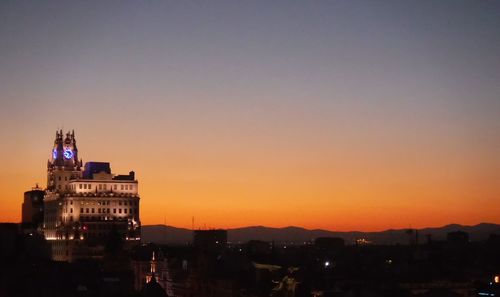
<box><xmin>141</xmin><ymin>223</ymin><xmax>500</xmax><ymax>245</ymax></box>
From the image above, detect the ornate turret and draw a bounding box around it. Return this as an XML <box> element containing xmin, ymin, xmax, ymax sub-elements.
<box><xmin>49</xmin><ymin>130</ymin><xmax>81</xmax><ymax>170</ymax></box>
<box><xmin>46</xmin><ymin>129</ymin><xmax>83</xmax><ymax>191</ymax></box>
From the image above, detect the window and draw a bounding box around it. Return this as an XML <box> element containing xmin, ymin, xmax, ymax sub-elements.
<box><xmin>80</xmin><ymin>208</ymin><xmax>84</xmax><ymax>213</ymax></box>
<box><xmin>70</xmin><ymin>208</ymin><xmax>73</xmax><ymax>213</ymax></box>
<box><xmin>88</xmin><ymin>184</ymin><xmax>91</xmax><ymax>189</ymax></box>
<box><xmin>58</xmin><ymin>176</ymin><xmax>61</xmax><ymax>181</ymax></box>
<box><xmin>125</xmin><ymin>185</ymin><xmax>128</xmax><ymax>190</ymax></box>
<box><xmin>84</xmin><ymin>184</ymin><xmax>87</xmax><ymax>189</ymax></box>
<box><xmin>86</xmin><ymin>208</ymin><xmax>89</xmax><ymax>213</ymax></box>
<box><xmin>130</xmin><ymin>185</ymin><xmax>133</xmax><ymax>190</ymax></box>
<box><xmin>91</xmin><ymin>208</ymin><xmax>95</xmax><ymax>213</ymax></box>
<box><xmin>79</xmin><ymin>184</ymin><xmax>82</xmax><ymax>189</ymax></box>
<box><xmin>113</xmin><ymin>209</ymin><xmax>116</xmax><ymax>214</ymax></box>
<box><xmin>107</xmin><ymin>208</ymin><xmax>110</xmax><ymax>213</ymax></box>
<box><xmin>104</xmin><ymin>184</ymin><xmax>107</xmax><ymax>190</ymax></box>
<box><xmin>124</xmin><ymin>201</ymin><xmax>127</xmax><ymax>206</ymax></box>
<box><xmin>98</xmin><ymin>208</ymin><xmax>101</xmax><ymax>214</ymax></box>
<box><xmin>124</xmin><ymin>209</ymin><xmax>127</xmax><ymax>214</ymax></box>
<box><xmin>70</xmin><ymin>201</ymin><xmax>73</xmax><ymax>205</ymax></box>
<box><xmin>121</xmin><ymin>185</ymin><xmax>124</xmax><ymax>190</ymax></box>
<box><xmin>119</xmin><ymin>201</ymin><xmax>122</xmax><ymax>206</ymax></box>
<box><xmin>65</xmin><ymin>176</ymin><xmax>68</xmax><ymax>181</ymax></box>
<box><xmin>119</xmin><ymin>209</ymin><xmax>122</xmax><ymax>214</ymax></box>
<box><xmin>99</xmin><ymin>184</ymin><xmax>102</xmax><ymax>190</ymax></box>
<box><xmin>113</xmin><ymin>185</ymin><xmax>117</xmax><ymax>190</ymax></box>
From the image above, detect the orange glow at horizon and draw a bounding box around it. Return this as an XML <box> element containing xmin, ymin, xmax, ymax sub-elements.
<box><xmin>1</xmin><ymin>126</ymin><xmax>499</xmax><ymax>232</ymax></box>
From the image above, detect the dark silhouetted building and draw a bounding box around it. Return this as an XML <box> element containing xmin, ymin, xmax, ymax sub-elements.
<box><xmin>314</xmin><ymin>237</ymin><xmax>345</xmax><ymax>250</ymax></box>
<box><xmin>447</xmin><ymin>231</ymin><xmax>469</xmax><ymax>245</ymax></box>
<box><xmin>0</xmin><ymin>223</ymin><xmax>20</xmax><ymax>260</ymax></box>
<box><xmin>21</xmin><ymin>185</ymin><xmax>45</xmax><ymax>229</ymax></box>
<box><xmin>193</xmin><ymin>229</ymin><xmax>227</xmax><ymax>251</ymax></box>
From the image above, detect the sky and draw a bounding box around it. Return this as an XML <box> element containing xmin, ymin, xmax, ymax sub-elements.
<box><xmin>0</xmin><ymin>0</ymin><xmax>499</xmax><ymax>231</ymax></box>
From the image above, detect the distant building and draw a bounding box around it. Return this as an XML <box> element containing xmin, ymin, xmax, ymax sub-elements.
<box><xmin>247</xmin><ymin>240</ymin><xmax>271</xmax><ymax>254</ymax></box>
<box><xmin>42</xmin><ymin>130</ymin><xmax>141</xmax><ymax>261</ymax></box>
<box><xmin>447</xmin><ymin>231</ymin><xmax>469</xmax><ymax>245</ymax></box>
<box><xmin>21</xmin><ymin>185</ymin><xmax>45</xmax><ymax>229</ymax></box>
<box><xmin>193</xmin><ymin>229</ymin><xmax>227</xmax><ymax>251</ymax></box>
<box><xmin>0</xmin><ymin>223</ymin><xmax>21</xmax><ymax>260</ymax></box>
<box><xmin>132</xmin><ymin>248</ymin><xmax>172</xmax><ymax>295</ymax></box>
<box><xmin>314</xmin><ymin>237</ymin><xmax>345</xmax><ymax>250</ymax></box>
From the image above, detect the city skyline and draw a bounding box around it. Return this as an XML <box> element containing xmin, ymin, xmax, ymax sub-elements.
<box><xmin>1</xmin><ymin>1</ymin><xmax>500</xmax><ymax>231</ymax></box>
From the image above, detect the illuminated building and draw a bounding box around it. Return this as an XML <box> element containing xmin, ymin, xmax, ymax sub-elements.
<box><xmin>132</xmin><ymin>249</ymin><xmax>172</xmax><ymax>296</ymax></box>
<box><xmin>43</xmin><ymin>130</ymin><xmax>141</xmax><ymax>261</ymax></box>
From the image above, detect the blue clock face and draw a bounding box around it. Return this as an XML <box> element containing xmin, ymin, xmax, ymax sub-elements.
<box><xmin>63</xmin><ymin>149</ymin><xmax>73</xmax><ymax>160</ymax></box>
<box><xmin>52</xmin><ymin>149</ymin><xmax>57</xmax><ymax>159</ymax></box>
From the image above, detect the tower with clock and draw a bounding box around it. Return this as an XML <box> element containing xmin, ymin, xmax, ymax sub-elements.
<box><xmin>47</xmin><ymin>130</ymin><xmax>83</xmax><ymax>193</ymax></box>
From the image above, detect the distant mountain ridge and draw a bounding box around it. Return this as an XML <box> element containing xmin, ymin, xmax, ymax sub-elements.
<box><xmin>141</xmin><ymin>223</ymin><xmax>500</xmax><ymax>245</ymax></box>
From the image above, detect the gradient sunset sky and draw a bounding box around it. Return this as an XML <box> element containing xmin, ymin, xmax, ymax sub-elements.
<box><xmin>1</xmin><ymin>1</ymin><xmax>499</xmax><ymax>231</ymax></box>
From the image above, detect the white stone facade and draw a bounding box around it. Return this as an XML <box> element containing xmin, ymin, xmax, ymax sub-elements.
<box><xmin>43</xmin><ymin>130</ymin><xmax>141</xmax><ymax>261</ymax></box>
